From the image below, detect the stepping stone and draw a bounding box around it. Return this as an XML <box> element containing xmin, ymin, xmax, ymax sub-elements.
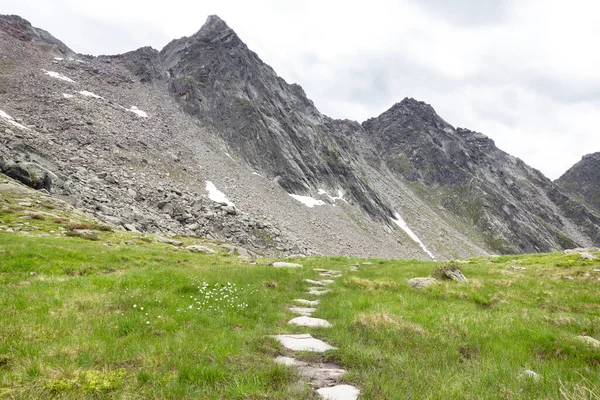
<box><xmin>290</xmin><ymin>306</ymin><xmax>317</xmax><ymax>316</ymax></box>
<box><xmin>306</xmin><ymin>279</ymin><xmax>326</xmax><ymax>286</ymax></box>
<box><xmin>317</xmin><ymin>385</ymin><xmax>360</xmax><ymax>400</ymax></box>
<box><xmin>349</xmin><ymin>266</ymin><xmax>358</xmax><ymax>272</ymax></box>
<box><xmin>273</xmin><ymin>262</ymin><xmax>302</xmax><ymax>268</ymax></box>
<box><xmin>321</xmin><ymin>280</ymin><xmax>335</xmax><ymax>285</ymax></box>
<box><xmin>362</xmin><ymin>262</ymin><xmax>373</xmax><ymax>265</ymax></box>
<box><xmin>320</xmin><ymin>272</ymin><xmax>342</xmax><ymax>278</ymax></box>
<box><xmin>274</xmin><ymin>356</ymin><xmax>307</xmax><ymax>366</ymax></box>
<box><xmin>308</xmin><ymin>288</ymin><xmax>331</xmax><ymax>296</ymax></box>
<box><xmin>272</xmin><ymin>334</ymin><xmax>337</xmax><ymax>352</ymax></box>
<box><xmin>303</xmin><ymin>366</ymin><xmax>347</xmax><ymax>388</ymax></box>
<box><xmin>289</xmin><ymin>316</ymin><xmax>332</xmax><ymax>328</ymax></box>
<box><xmin>295</xmin><ymin>299</ymin><xmax>320</xmax><ymax>306</ymax></box>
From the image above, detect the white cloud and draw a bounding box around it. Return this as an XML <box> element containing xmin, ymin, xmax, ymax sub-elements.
<box><xmin>4</xmin><ymin>0</ymin><xmax>600</xmax><ymax>179</ymax></box>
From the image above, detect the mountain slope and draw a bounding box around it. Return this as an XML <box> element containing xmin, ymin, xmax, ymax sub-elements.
<box><xmin>0</xmin><ymin>14</ymin><xmax>598</xmax><ymax>259</ymax></box>
<box><xmin>363</xmin><ymin>99</ymin><xmax>600</xmax><ymax>253</ymax></box>
<box><xmin>556</xmin><ymin>153</ymin><xmax>600</xmax><ymax>215</ymax></box>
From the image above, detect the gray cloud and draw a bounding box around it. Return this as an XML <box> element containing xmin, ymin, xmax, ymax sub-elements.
<box><xmin>409</xmin><ymin>0</ymin><xmax>513</xmax><ymax>25</ymax></box>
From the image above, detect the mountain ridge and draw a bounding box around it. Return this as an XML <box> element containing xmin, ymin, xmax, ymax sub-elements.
<box><xmin>0</xmin><ymin>14</ymin><xmax>598</xmax><ymax>259</ymax></box>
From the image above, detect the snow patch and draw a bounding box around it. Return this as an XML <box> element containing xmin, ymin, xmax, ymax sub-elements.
<box><xmin>205</xmin><ymin>181</ymin><xmax>234</xmax><ymax>206</ymax></box>
<box><xmin>62</xmin><ymin>93</ymin><xmax>74</xmax><ymax>99</ymax></box>
<box><xmin>289</xmin><ymin>194</ymin><xmax>325</xmax><ymax>208</ymax></box>
<box><xmin>54</xmin><ymin>57</ymin><xmax>64</xmax><ymax>61</ymax></box>
<box><xmin>79</xmin><ymin>90</ymin><xmax>103</xmax><ymax>99</ymax></box>
<box><xmin>0</xmin><ymin>110</ymin><xmax>29</xmax><ymax>130</ymax></box>
<box><xmin>318</xmin><ymin>189</ymin><xmax>349</xmax><ymax>204</ymax></box>
<box><xmin>42</xmin><ymin>69</ymin><xmax>75</xmax><ymax>83</ymax></box>
<box><xmin>391</xmin><ymin>211</ymin><xmax>436</xmax><ymax>259</ymax></box>
<box><xmin>127</xmin><ymin>106</ymin><xmax>148</xmax><ymax>118</ymax></box>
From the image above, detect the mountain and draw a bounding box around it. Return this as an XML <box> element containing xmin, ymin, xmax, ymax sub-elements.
<box><xmin>556</xmin><ymin>153</ymin><xmax>600</xmax><ymax>214</ymax></box>
<box><xmin>0</xmin><ymin>14</ymin><xmax>598</xmax><ymax>259</ymax></box>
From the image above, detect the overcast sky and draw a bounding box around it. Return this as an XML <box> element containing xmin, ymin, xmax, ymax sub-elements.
<box><xmin>4</xmin><ymin>0</ymin><xmax>600</xmax><ymax>179</ymax></box>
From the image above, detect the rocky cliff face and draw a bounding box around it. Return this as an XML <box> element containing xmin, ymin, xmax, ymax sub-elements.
<box><xmin>556</xmin><ymin>153</ymin><xmax>600</xmax><ymax>214</ymax></box>
<box><xmin>0</xmin><ymin>14</ymin><xmax>598</xmax><ymax>259</ymax></box>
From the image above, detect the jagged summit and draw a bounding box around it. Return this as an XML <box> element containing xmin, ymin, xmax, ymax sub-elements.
<box><xmin>199</xmin><ymin>15</ymin><xmax>232</xmax><ymax>34</ymax></box>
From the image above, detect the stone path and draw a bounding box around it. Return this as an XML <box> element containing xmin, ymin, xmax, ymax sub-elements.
<box><xmin>271</xmin><ymin>266</ymin><xmax>360</xmax><ymax>399</ymax></box>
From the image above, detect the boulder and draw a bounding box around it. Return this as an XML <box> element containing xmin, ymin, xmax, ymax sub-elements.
<box><xmin>1</xmin><ymin>161</ymin><xmax>56</xmax><ymax>191</ymax></box>
<box><xmin>408</xmin><ymin>277</ymin><xmax>439</xmax><ymax>290</ymax></box>
<box><xmin>579</xmin><ymin>252</ymin><xmax>596</xmax><ymax>261</ymax></box>
<box><xmin>67</xmin><ymin>229</ymin><xmax>99</xmax><ymax>241</ymax></box>
<box><xmin>186</xmin><ymin>245</ymin><xmax>216</xmax><ymax>254</ymax></box>
<box><xmin>576</xmin><ymin>335</ymin><xmax>600</xmax><ymax>348</ymax></box>
<box><xmin>273</xmin><ymin>261</ymin><xmax>302</xmax><ymax>268</ymax></box>
<box><xmin>156</xmin><ymin>236</ymin><xmax>183</xmax><ymax>246</ymax></box>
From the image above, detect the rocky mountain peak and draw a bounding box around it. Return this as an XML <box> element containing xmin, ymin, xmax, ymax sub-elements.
<box><xmin>189</xmin><ymin>15</ymin><xmax>241</xmax><ymax>46</ymax></box>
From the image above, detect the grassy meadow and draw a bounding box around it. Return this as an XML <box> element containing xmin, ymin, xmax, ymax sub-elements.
<box><xmin>1</xmin><ymin>175</ymin><xmax>599</xmax><ymax>399</ymax></box>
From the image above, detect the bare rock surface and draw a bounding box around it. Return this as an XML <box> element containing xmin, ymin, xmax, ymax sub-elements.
<box><xmin>408</xmin><ymin>277</ymin><xmax>439</xmax><ymax>290</ymax></box>
<box><xmin>295</xmin><ymin>299</ymin><xmax>320</xmax><ymax>306</ymax></box>
<box><xmin>576</xmin><ymin>335</ymin><xmax>600</xmax><ymax>348</ymax></box>
<box><xmin>272</xmin><ymin>334</ymin><xmax>337</xmax><ymax>352</ymax></box>
<box><xmin>289</xmin><ymin>307</ymin><xmax>317</xmax><ymax>316</ymax></box>
<box><xmin>316</xmin><ymin>385</ymin><xmax>361</xmax><ymax>400</ymax></box>
<box><xmin>288</xmin><ymin>316</ymin><xmax>332</xmax><ymax>328</ymax></box>
<box><xmin>273</xmin><ymin>262</ymin><xmax>302</xmax><ymax>268</ymax></box>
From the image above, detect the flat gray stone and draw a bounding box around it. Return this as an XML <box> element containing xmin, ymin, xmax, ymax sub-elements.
<box><xmin>306</xmin><ymin>279</ymin><xmax>326</xmax><ymax>286</ymax></box>
<box><xmin>156</xmin><ymin>236</ymin><xmax>183</xmax><ymax>246</ymax></box>
<box><xmin>272</xmin><ymin>334</ymin><xmax>337</xmax><ymax>352</ymax></box>
<box><xmin>274</xmin><ymin>356</ymin><xmax>307</xmax><ymax>367</ymax></box>
<box><xmin>289</xmin><ymin>316</ymin><xmax>332</xmax><ymax>328</ymax></box>
<box><xmin>295</xmin><ymin>299</ymin><xmax>320</xmax><ymax>306</ymax></box>
<box><xmin>273</xmin><ymin>262</ymin><xmax>302</xmax><ymax>268</ymax></box>
<box><xmin>186</xmin><ymin>245</ymin><xmax>216</xmax><ymax>254</ymax></box>
<box><xmin>290</xmin><ymin>306</ymin><xmax>317</xmax><ymax>316</ymax></box>
<box><xmin>408</xmin><ymin>277</ymin><xmax>439</xmax><ymax>289</ymax></box>
<box><xmin>316</xmin><ymin>385</ymin><xmax>360</xmax><ymax>400</ymax></box>
<box><xmin>308</xmin><ymin>288</ymin><xmax>331</xmax><ymax>296</ymax></box>
<box><xmin>320</xmin><ymin>272</ymin><xmax>342</xmax><ymax>278</ymax></box>
<box><xmin>519</xmin><ymin>370</ymin><xmax>541</xmax><ymax>381</ymax></box>
<box><xmin>576</xmin><ymin>335</ymin><xmax>600</xmax><ymax>348</ymax></box>
<box><xmin>275</xmin><ymin>357</ymin><xmax>346</xmax><ymax>388</ymax></box>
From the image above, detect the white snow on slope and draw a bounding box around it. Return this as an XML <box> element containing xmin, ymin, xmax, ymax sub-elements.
<box><xmin>205</xmin><ymin>181</ymin><xmax>234</xmax><ymax>206</ymax></box>
<box><xmin>0</xmin><ymin>110</ymin><xmax>29</xmax><ymax>130</ymax></box>
<box><xmin>42</xmin><ymin>69</ymin><xmax>75</xmax><ymax>83</ymax></box>
<box><xmin>79</xmin><ymin>90</ymin><xmax>104</xmax><ymax>99</ymax></box>
<box><xmin>289</xmin><ymin>194</ymin><xmax>326</xmax><ymax>208</ymax></box>
<box><xmin>391</xmin><ymin>211</ymin><xmax>436</xmax><ymax>259</ymax></box>
<box><xmin>127</xmin><ymin>106</ymin><xmax>148</xmax><ymax>118</ymax></box>
<box><xmin>318</xmin><ymin>189</ymin><xmax>349</xmax><ymax>204</ymax></box>
<box><xmin>62</xmin><ymin>93</ymin><xmax>74</xmax><ymax>99</ymax></box>
<box><xmin>54</xmin><ymin>57</ymin><xmax>64</xmax><ymax>61</ymax></box>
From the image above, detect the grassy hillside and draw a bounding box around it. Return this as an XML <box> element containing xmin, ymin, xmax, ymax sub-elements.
<box><xmin>1</xmin><ymin>175</ymin><xmax>599</xmax><ymax>399</ymax></box>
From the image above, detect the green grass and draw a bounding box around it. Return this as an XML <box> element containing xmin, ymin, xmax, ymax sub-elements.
<box><xmin>1</xmin><ymin>176</ymin><xmax>600</xmax><ymax>398</ymax></box>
